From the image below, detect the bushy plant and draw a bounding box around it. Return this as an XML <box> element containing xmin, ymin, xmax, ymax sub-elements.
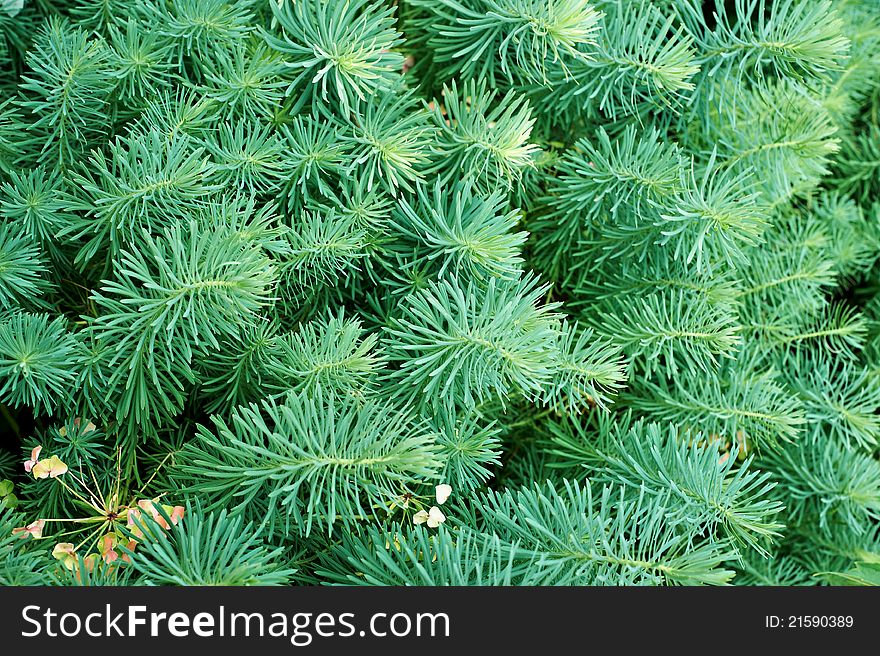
<box><xmin>0</xmin><ymin>0</ymin><xmax>879</xmax><ymax>586</ymax></box>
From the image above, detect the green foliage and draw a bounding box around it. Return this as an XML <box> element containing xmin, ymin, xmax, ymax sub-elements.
<box><xmin>687</xmin><ymin>0</ymin><xmax>850</xmax><ymax>90</ymax></box>
<box><xmin>198</xmin><ymin>42</ymin><xmax>287</xmax><ymax>120</ymax></box>
<box><xmin>339</xmin><ymin>89</ymin><xmax>435</xmax><ymax>195</ymax></box>
<box><xmin>0</xmin><ymin>166</ymin><xmax>71</xmax><ymax>249</ymax></box>
<box><xmin>431</xmin><ymin>404</ymin><xmax>502</xmax><ymax>492</ymax></box>
<box><xmin>0</xmin><ymin>312</ymin><xmax>76</xmax><ymax>415</ymax></box>
<box><xmin>64</xmin><ymin>130</ymin><xmax>224</xmax><ymax>266</ymax></box>
<box><xmin>763</xmin><ymin>431</ymin><xmax>880</xmax><ymax>538</ymax></box>
<box><xmin>265</xmin><ymin>0</ymin><xmax>404</xmax><ymax>112</ymax></box>
<box><xmin>473</xmin><ymin>480</ymin><xmax>737</xmax><ymax>585</ymax></box>
<box><xmin>173</xmin><ymin>388</ymin><xmax>443</xmax><ymax>537</ymax></box>
<box><xmin>0</xmin><ymin>506</ymin><xmax>50</xmax><ymax>586</ymax></box>
<box><xmin>200</xmin><ymin>311</ymin><xmax>381</xmax><ymax>414</ymax></box>
<box><xmin>1</xmin><ymin>0</ymin><xmax>878</xmax><ymax>587</ymax></box>
<box><xmin>406</xmin><ymin>0</ymin><xmax>601</xmax><ymax>87</ymax></box>
<box><xmin>819</xmin><ymin>560</ymin><xmax>880</xmax><ymax>586</ymax></box>
<box><xmin>389</xmin><ymin>180</ymin><xmax>527</xmax><ymax>282</ymax></box>
<box><xmin>539</xmin><ymin>1</ymin><xmax>699</xmax><ymax>121</ymax></box>
<box><xmin>134</xmin><ymin>0</ymin><xmax>255</xmax><ymax>71</ymax></box>
<box><xmin>548</xmin><ymin>418</ymin><xmax>784</xmax><ymax>552</ymax></box>
<box><xmin>384</xmin><ymin>274</ymin><xmax>560</xmax><ymax>409</ymax></box>
<box><xmin>107</xmin><ymin>18</ymin><xmax>176</xmax><ymax>104</ymax></box>
<box><xmin>833</xmin><ymin>124</ymin><xmax>880</xmax><ymax>204</ymax></box>
<box><xmin>83</xmin><ymin>220</ymin><xmax>277</xmax><ymax>444</ymax></box>
<box><xmin>0</xmin><ymin>223</ymin><xmax>51</xmax><ymax>309</ymax></box>
<box><xmin>19</xmin><ymin>418</ymin><xmax>112</xmax><ymax>518</ymax></box>
<box><xmin>319</xmin><ymin>524</ymin><xmax>531</xmax><ymax>585</ymax></box>
<box><xmin>427</xmin><ymin>79</ymin><xmax>539</xmax><ymax>192</ymax></box>
<box><xmin>18</xmin><ymin>17</ymin><xmax>115</xmax><ymax>169</ymax></box>
<box><xmin>126</xmin><ymin>505</ymin><xmax>296</xmax><ymax>586</ymax></box>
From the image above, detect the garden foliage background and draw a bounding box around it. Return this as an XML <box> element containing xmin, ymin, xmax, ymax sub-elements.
<box><xmin>0</xmin><ymin>0</ymin><xmax>879</xmax><ymax>585</ymax></box>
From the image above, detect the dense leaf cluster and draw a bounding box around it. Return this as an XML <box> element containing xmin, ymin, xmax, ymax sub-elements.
<box><xmin>0</xmin><ymin>0</ymin><xmax>879</xmax><ymax>586</ymax></box>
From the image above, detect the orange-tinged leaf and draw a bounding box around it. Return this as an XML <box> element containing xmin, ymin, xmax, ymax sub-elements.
<box><xmin>23</xmin><ymin>445</ymin><xmax>42</xmax><ymax>473</ymax></box>
<box><xmin>32</xmin><ymin>455</ymin><xmax>68</xmax><ymax>479</ymax></box>
<box><xmin>12</xmin><ymin>519</ymin><xmax>45</xmax><ymax>539</ymax></box>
